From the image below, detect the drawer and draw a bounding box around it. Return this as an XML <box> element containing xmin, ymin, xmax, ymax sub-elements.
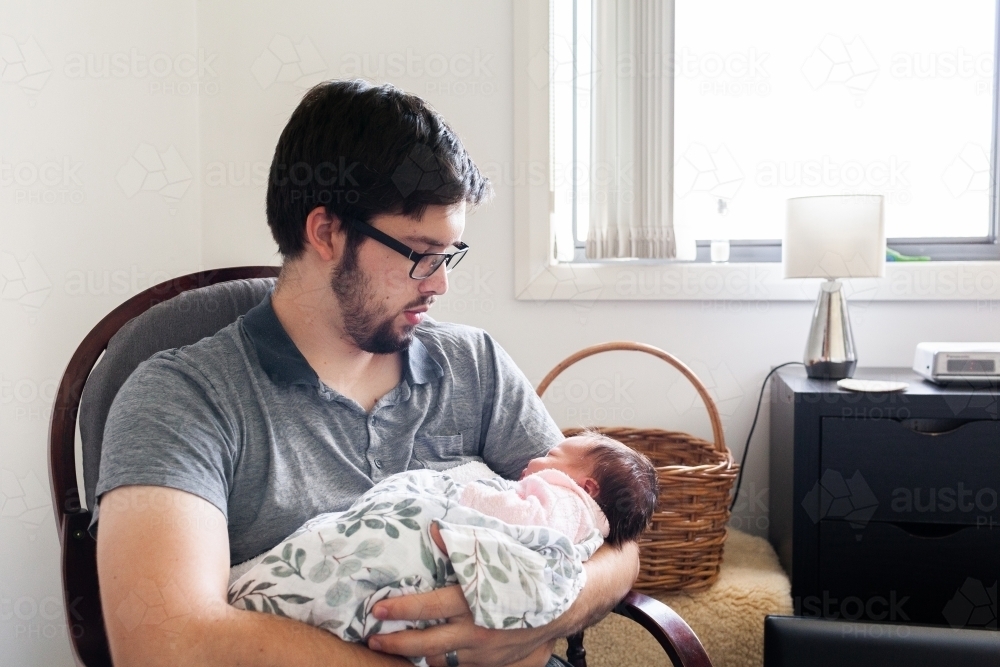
<box><xmin>820</xmin><ymin>418</ymin><xmax>1000</xmax><ymax>525</ymax></box>
<box><xmin>817</xmin><ymin>520</ymin><xmax>1000</xmax><ymax>627</ymax></box>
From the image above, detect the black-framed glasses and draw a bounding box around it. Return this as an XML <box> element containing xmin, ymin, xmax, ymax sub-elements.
<box><xmin>344</xmin><ymin>217</ymin><xmax>470</xmax><ymax>279</ymax></box>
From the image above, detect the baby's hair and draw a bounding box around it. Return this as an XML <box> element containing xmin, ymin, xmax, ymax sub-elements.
<box><xmin>577</xmin><ymin>429</ymin><xmax>659</xmax><ymax>547</ymax></box>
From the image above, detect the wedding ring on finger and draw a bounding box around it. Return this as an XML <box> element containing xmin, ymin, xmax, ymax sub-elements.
<box><xmin>445</xmin><ymin>649</ymin><xmax>460</xmax><ymax>667</ymax></box>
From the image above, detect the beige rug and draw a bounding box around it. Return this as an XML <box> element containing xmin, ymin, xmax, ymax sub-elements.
<box><xmin>554</xmin><ymin>530</ymin><xmax>793</xmax><ymax>667</ymax></box>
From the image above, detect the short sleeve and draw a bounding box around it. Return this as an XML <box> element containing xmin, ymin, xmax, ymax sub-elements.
<box><xmin>91</xmin><ymin>352</ymin><xmax>238</xmax><ymax>531</ymax></box>
<box><xmin>478</xmin><ymin>335</ymin><xmax>564</xmax><ymax>479</ymax></box>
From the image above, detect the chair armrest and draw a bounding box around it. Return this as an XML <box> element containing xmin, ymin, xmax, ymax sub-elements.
<box><xmin>62</xmin><ymin>511</ymin><xmax>113</xmax><ymax>667</ymax></box>
<box><xmin>612</xmin><ymin>590</ymin><xmax>713</xmax><ymax>667</ymax></box>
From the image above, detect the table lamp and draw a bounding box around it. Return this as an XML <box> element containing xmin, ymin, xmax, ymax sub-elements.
<box><xmin>784</xmin><ymin>194</ymin><xmax>885</xmax><ymax>379</ymax></box>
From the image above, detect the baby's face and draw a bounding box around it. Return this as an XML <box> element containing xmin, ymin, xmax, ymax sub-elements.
<box><xmin>520</xmin><ymin>436</ymin><xmax>595</xmax><ymax>488</ymax></box>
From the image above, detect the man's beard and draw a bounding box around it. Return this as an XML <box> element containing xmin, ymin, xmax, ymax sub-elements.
<box><xmin>331</xmin><ymin>246</ymin><xmax>432</xmax><ymax>354</ymax></box>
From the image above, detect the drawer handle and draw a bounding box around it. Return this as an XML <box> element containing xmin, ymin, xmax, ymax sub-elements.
<box><xmin>898</xmin><ymin>418</ymin><xmax>971</xmax><ymax>435</ymax></box>
<box><xmin>891</xmin><ymin>522</ymin><xmax>966</xmax><ymax>538</ymax></box>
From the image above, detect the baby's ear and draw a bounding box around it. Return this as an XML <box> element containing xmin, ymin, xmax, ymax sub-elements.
<box><xmin>581</xmin><ymin>477</ymin><xmax>600</xmax><ymax>499</ymax></box>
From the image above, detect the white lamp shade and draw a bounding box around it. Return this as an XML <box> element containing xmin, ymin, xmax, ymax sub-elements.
<box><xmin>783</xmin><ymin>195</ymin><xmax>885</xmax><ymax>279</ymax></box>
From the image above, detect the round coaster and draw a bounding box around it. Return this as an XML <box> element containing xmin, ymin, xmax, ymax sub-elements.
<box><xmin>836</xmin><ymin>378</ymin><xmax>909</xmax><ymax>393</ymax></box>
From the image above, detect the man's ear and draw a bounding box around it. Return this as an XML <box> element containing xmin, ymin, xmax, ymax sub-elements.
<box><xmin>580</xmin><ymin>477</ymin><xmax>600</xmax><ymax>499</ymax></box>
<box><xmin>303</xmin><ymin>206</ymin><xmax>345</xmax><ymax>262</ymax></box>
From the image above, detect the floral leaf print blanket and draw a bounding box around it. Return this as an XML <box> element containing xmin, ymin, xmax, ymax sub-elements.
<box><xmin>228</xmin><ymin>468</ymin><xmax>603</xmax><ymax>655</ymax></box>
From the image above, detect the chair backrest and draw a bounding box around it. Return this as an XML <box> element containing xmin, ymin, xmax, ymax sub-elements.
<box><xmin>764</xmin><ymin>615</ymin><xmax>1000</xmax><ymax>667</ymax></box>
<box><xmin>48</xmin><ymin>267</ymin><xmax>279</xmax><ymax>667</ymax></box>
<box><xmin>78</xmin><ymin>276</ymin><xmax>277</xmax><ymax>512</ymax></box>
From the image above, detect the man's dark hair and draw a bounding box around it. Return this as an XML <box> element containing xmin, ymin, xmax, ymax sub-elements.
<box><xmin>581</xmin><ymin>430</ymin><xmax>660</xmax><ymax>547</ymax></box>
<box><xmin>266</xmin><ymin>79</ymin><xmax>492</xmax><ymax>259</ymax></box>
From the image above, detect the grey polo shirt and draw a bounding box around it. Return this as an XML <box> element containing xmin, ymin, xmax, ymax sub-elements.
<box><xmin>94</xmin><ymin>293</ymin><xmax>563</xmax><ymax>564</ymax></box>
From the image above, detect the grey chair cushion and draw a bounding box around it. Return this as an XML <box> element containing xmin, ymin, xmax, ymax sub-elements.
<box><xmin>79</xmin><ymin>277</ymin><xmax>276</xmax><ymax>513</ymax></box>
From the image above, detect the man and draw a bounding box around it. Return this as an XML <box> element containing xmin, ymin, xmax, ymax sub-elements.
<box><xmin>95</xmin><ymin>79</ymin><xmax>639</xmax><ymax>667</ymax></box>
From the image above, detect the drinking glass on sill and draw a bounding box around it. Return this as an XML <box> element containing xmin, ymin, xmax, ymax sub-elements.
<box><xmin>710</xmin><ymin>239</ymin><xmax>730</xmax><ymax>263</ymax></box>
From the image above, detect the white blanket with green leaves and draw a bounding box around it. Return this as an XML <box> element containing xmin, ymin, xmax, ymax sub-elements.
<box><xmin>227</xmin><ymin>468</ymin><xmax>603</xmax><ymax>648</ymax></box>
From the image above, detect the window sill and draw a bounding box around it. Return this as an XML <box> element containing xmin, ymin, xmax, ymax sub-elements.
<box><xmin>514</xmin><ymin>260</ymin><xmax>1000</xmax><ymax>302</ymax></box>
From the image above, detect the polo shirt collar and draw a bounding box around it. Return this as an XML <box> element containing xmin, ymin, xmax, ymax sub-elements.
<box><xmin>241</xmin><ymin>293</ymin><xmax>318</xmax><ymax>388</ymax></box>
<box><xmin>406</xmin><ymin>332</ymin><xmax>444</xmax><ymax>386</ymax></box>
<box><xmin>242</xmin><ymin>293</ymin><xmax>444</xmax><ymax>388</ymax></box>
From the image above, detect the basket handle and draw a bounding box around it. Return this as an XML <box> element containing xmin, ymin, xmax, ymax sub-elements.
<box><xmin>536</xmin><ymin>341</ymin><xmax>727</xmax><ymax>454</ymax></box>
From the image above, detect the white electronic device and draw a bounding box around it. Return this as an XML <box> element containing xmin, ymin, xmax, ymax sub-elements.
<box><xmin>913</xmin><ymin>342</ymin><xmax>1000</xmax><ymax>384</ymax></box>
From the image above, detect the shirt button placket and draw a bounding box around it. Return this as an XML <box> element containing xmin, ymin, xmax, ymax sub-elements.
<box><xmin>368</xmin><ymin>413</ymin><xmax>381</xmax><ymax>478</ymax></box>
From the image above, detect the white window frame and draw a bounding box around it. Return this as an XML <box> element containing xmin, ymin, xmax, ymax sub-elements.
<box><xmin>512</xmin><ymin>0</ymin><xmax>1000</xmax><ymax>302</ymax></box>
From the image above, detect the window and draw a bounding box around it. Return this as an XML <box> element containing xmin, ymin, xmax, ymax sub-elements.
<box><xmin>550</xmin><ymin>0</ymin><xmax>1000</xmax><ymax>262</ymax></box>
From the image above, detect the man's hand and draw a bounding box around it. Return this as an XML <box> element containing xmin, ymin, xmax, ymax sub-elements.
<box><xmin>367</xmin><ymin>540</ymin><xmax>640</xmax><ymax>667</ymax></box>
<box><xmin>366</xmin><ymin>585</ymin><xmax>555</xmax><ymax>667</ymax></box>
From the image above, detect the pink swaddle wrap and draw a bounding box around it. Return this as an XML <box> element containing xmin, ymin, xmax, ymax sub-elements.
<box><xmin>458</xmin><ymin>468</ymin><xmax>610</xmax><ymax>543</ymax></box>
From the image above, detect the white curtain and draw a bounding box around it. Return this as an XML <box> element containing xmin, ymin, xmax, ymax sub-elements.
<box><xmin>587</xmin><ymin>0</ymin><xmax>676</xmax><ymax>259</ymax></box>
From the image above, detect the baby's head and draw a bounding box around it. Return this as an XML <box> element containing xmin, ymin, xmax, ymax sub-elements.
<box><xmin>521</xmin><ymin>430</ymin><xmax>659</xmax><ymax>546</ymax></box>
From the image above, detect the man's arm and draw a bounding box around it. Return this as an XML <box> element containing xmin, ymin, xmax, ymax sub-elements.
<box><xmin>367</xmin><ymin>540</ymin><xmax>640</xmax><ymax>666</ymax></box>
<box><xmin>546</xmin><ymin>539</ymin><xmax>641</xmax><ymax>633</ymax></box>
<box><xmin>97</xmin><ymin>485</ymin><xmax>409</xmax><ymax>667</ymax></box>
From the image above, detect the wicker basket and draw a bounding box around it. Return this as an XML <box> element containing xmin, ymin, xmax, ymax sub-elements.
<box><xmin>537</xmin><ymin>341</ymin><xmax>739</xmax><ymax>593</ymax></box>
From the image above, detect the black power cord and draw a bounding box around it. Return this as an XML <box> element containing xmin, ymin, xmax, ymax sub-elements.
<box><xmin>728</xmin><ymin>361</ymin><xmax>805</xmax><ymax>513</ymax></box>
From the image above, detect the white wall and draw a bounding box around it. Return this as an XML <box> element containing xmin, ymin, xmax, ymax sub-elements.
<box><xmin>2</xmin><ymin>1</ymin><xmax>998</xmax><ymax>664</ymax></box>
<box><xmin>2</xmin><ymin>1</ymin><xmax>201</xmax><ymax>664</ymax></box>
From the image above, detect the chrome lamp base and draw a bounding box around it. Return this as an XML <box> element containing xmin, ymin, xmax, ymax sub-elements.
<box><xmin>804</xmin><ymin>279</ymin><xmax>857</xmax><ymax>380</ymax></box>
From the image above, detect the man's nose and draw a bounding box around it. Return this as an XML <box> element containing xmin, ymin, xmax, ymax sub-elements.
<box><xmin>420</xmin><ymin>264</ymin><xmax>449</xmax><ymax>296</ymax></box>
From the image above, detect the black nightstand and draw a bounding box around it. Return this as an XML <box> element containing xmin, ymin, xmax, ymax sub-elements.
<box><xmin>768</xmin><ymin>366</ymin><xmax>999</xmax><ymax>629</ymax></box>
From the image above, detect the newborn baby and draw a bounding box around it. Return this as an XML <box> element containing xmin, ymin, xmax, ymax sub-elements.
<box><xmin>228</xmin><ymin>430</ymin><xmax>658</xmax><ymax>656</ymax></box>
